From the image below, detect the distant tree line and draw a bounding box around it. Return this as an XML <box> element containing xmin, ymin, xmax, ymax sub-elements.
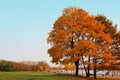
<box><xmin>0</xmin><ymin>60</ymin><xmax>50</xmax><ymax>71</ymax></box>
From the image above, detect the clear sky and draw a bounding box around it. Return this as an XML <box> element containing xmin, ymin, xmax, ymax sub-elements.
<box><xmin>0</xmin><ymin>0</ymin><xmax>120</xmax><ymax>65</ymax></box>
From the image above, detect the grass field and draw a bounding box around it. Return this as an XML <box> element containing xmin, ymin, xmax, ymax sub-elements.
<box><xmin>0</xmin><ymin>71</ymin><xmax>120</xmax><ymax>80</ymax></box>
<box><xmin>0</xmin><ymin>71</ymin><xmax>87</xmax><ymax>80</ymax></box>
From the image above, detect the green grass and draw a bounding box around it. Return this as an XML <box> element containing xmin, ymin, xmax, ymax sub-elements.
<box><xmin>0</xmin><ymin>71</ymin><xmax>119</xmax><ymax>80</ymax></box>
<box><xmin>0</xmin><ymin>71</ymin><xmax>88</xmax><ymax>80</ymax></box>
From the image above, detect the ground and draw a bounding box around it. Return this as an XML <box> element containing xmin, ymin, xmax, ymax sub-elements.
<box><xmin>0</xmin><ymin>71</ymin><xmax>120</xmax><ymax>80</ymax></box>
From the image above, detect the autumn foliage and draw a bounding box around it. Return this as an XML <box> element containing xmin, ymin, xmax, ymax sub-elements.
<box><xmin>47</xmin><ymin>7</ymin><xmax>117</xmax><ymax>79</ymax></box>
<box><xmin>37</xmin><ymin>61</ymin><xmax>50</xmax><ymax>71</ymax></box>
<box><xmin>0</xmin><ymin>60</ymin><xmax>50</xmax><ymax>71</ymax></box>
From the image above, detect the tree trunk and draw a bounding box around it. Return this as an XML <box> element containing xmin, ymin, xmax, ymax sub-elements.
<box><xmin>75</xmin><ymin>59</ymin><xmax>79</xmax><ymax>76</ymax></box>
<box><xmin>93</xmin><ymin>58</ymin><xmax>97</xmax><ymax>79</ymax></box>
<box><xmin>82</xmin><ymin>55</ymin><xmax>88</xmax><ymax>77</ymax></box>
<box><xmin>94</xmin><ymin>66</ymin><xmax>96</xmax><ymax>79</ymax></box>
<box><xmin>87</xmin><ymin>56</ymin><xmax>90</xmax><ymax>77</ymax></box>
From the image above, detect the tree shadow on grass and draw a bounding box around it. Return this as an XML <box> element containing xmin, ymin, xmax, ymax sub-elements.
<box><xmin>22</xmin><ymin>74</ymin><xmax>85</xmax><ymax>80</ymax></box>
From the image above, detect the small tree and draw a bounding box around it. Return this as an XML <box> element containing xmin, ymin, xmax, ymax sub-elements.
<box><xmin>37</xmin><ymin>61</ymin><xmax>50</xmax><ymax>71</ymax></box>
<box><xmin>64</xmin><ymin>63</ymin><xmax>75</xmax><ymax>74</ymax></box>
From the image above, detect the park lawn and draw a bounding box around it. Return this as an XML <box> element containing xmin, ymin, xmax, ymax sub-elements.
<box><xmin>0</xmin><ymin>71</ymin><xmax>120</xmax><ymax>80</ymax></box>
<box><xmin>0</xmin><ymin>71</ymin><xmax>89</xmax><ymax>80</ymax></box>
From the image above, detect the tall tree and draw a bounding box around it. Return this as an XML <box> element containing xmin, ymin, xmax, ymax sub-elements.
<box><xmin>48</xmin><ymin>7</ymin><xmax>94</xmax><ymax>76</ymax></box>
<box><xmin>48</xmin><ymin>7</ymin><xmax>114</xmax><ymax>79</ymax></box>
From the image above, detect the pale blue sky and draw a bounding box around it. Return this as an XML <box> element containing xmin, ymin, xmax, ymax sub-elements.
<box><xmin>0</xmin><ymin>0</ymin><xmax>120</xmax><ymax>65</ymax></box>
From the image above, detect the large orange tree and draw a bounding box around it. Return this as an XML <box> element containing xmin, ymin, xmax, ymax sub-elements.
<box><xmin>48</xmin><ymin>7</ymin><xmax>114</xmax><ymax>79</ymax></box>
